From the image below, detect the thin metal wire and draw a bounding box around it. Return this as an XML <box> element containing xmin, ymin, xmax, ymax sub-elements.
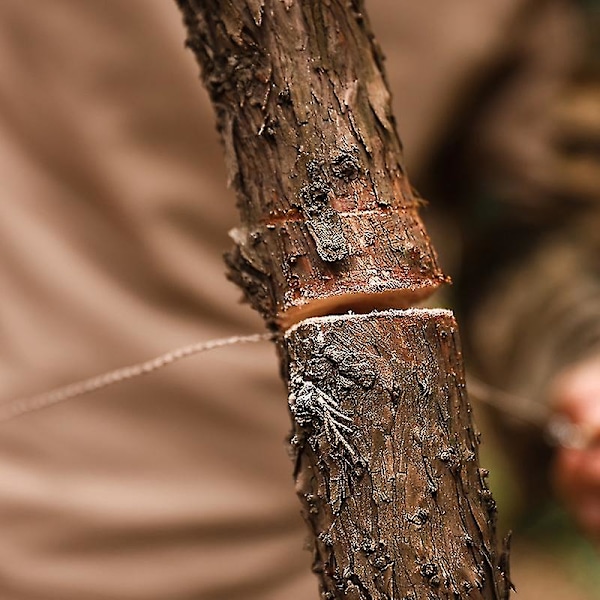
<box><xmin>0</xmin><ymin>332</ymin><xmax>274</xmax><ymax>423</ymax></box>
<box><xmin>0</xmin><ymin>332</ymin><xmax>590</xmax><ymax>449</ymax></box>
<box><xmin>467</xmin><ymin>375</ymin><xmax>590</xmax><ymax>449</ymax></box>
<box><xmin>466</xmin><ymin>376</ymin><xmax>549</xmax><ymax>427</ymax></box>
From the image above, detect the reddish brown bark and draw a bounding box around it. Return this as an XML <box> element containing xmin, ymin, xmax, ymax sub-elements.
<box><xmin>285</xmin><ymin>310</ymin><xmax>510</xmax><ymax>599</ymax></box>
<box><xmin>176</xmin><ymin>0</ymin><xmax>445</xmax><ymax>329</ymax></box>
<box><xmin>174</xmin><ymin>1</ymin><xmax>510</xmax><ymax>598</ymax></box>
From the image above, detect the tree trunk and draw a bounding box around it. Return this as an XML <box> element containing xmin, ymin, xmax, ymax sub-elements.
<box><xmin>285</xmin><ymin>310</ymin><xmax>508</xmax><ymax>599</ymax></box>
<box><xmin>174</xmin><ymin>1</ymin><xmax>511</xmax><ymax>598</ymax></box>
<box><xmin>175</xmin><ymin>0</ymin><xmax>445</xmax><ymax>330</ymax></box>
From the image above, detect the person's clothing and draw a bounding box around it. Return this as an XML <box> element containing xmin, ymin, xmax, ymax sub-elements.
<box><xmin>0</xmin><ymin>1</ymin><xmax>596</xmax><ymax>599</ymax></box>
<box><xmin>0</xmin><ymin>2</ymin><xmax>314</xmax><ymax>599</ymax></box>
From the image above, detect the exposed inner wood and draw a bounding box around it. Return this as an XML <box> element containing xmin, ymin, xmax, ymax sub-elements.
<box><xmin>277</xmin><ymin>286</ymin><xmax>440</xmax><ymax>330</ymax></box>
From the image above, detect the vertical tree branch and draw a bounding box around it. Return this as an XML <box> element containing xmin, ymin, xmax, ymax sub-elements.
<box><xmin>174</xmin><ymin>1</ymin><xmax>511</xmax><ymax>598</ymax></box>
<box><xmin>176</xmin><ymin>0</ymin><xmax>445</xmax><ymax>329</ymax></box>
<box><xmin>285</xmin><ymin>310</ymin><xmax>509</xmax><ymax>598</ymax></box>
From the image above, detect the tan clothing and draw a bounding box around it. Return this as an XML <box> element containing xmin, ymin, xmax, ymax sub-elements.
<box><xmin>0</xmin><ymin>0</ymin><xmax>593</xmax><ymax>599</ymax></box>
<box><xmin>0</xmin><ymin>2</ymin><xmax>313</xmax><ymax>598</ymax></box>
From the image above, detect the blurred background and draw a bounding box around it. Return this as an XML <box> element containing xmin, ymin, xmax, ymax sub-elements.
<box><xmin>371</xmin><ymin>1</ymin><xmax>600</xmax><ymax>597</ymax></box>
<box><xmin>0</xmin><ymin>1</ymin><xmax>598</xmax><ymax>599</ymax></box>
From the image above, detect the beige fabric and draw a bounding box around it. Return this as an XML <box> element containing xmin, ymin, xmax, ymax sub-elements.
<box><xmin>370</xmin><ymin>0</ymin><xmax>582</xmax><ymax>186</ymax></box>
<box><xmin>0</xmin><ymin>2</ymin><xmax>314</xmax><ymax>599</ymax></box>
<box><xmin>0</xmin><ymin>0</ymin><xmax>588</xmax><ymax>598</ymax></box>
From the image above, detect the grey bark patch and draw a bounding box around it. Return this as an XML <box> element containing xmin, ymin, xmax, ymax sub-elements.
<box><xmin>299</xmin><ymin>167</ymin><xmax>349</xmax><ymax>263</ymax></box>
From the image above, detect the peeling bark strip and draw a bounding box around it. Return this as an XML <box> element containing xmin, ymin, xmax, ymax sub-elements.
<box><xmin>176</xmin><ymin>0</ymin><xmax>446</xmax><ymax>328</ymax></box>
<box><xmin>285</xmin><ymin>309</ymin><xmax>510</xmax><ymax>600</ymax></box>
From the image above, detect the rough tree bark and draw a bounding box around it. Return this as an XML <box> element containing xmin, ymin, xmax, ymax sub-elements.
<box><xmin>285</xmin><ymin>310</ymin><xmax>508</xmax><ymax>598</ymax></box>
<box><xmin>175</xmin><ymin>1</ymin><xmax>510</xmax><ymax>598</ymax></box>
<box><xmin>176</xmin><ymin>0</ymin><xmax>445</xmax><ymax>329</ymax></box>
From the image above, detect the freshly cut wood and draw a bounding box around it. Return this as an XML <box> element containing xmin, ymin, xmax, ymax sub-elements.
<box><xmin>284</xmin><ymin>309</ymin><xmax>510</xmax><ymax>600</ymax></box>
<box><xmin>176</xmin><ymin>0</ymin><xmax>446</xmax><ymax>327</ymax></box>
<box><xmin>231</xmin><ymin>207</ymin><xmax>439</xmax><ymax>328</ymax></box>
